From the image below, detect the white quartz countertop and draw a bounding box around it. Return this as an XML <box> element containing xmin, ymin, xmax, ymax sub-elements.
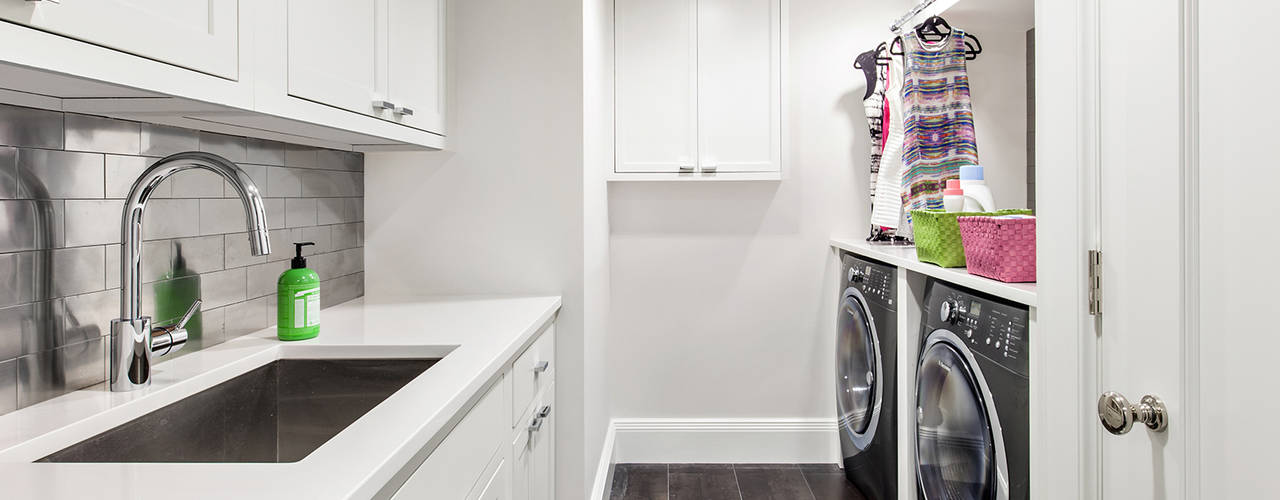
<box><xmin>831</xmin><ymin>237</ymin><xmax>1038</xmax><ymax>307</ymax></box>
<box><xmin>0</xmin><ymin>295</ymin><xmax>562</xmax><ymax>500</ymax></box>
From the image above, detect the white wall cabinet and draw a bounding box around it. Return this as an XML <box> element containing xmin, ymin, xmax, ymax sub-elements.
<box><xmin>390</xmin><ymin>325</ymin><xmax>556</xmax><ymax>500</ymax></box>
<box><xmin>285</xmin><ymin>0</ymin><xmax>380</xmax><ymax>117</ymax></box>
<box><xmin>0</xmin><ymin>0</ymin><xmax>240</xmax><ymax>80</ymax></box>
<box><xmin>614</xmin><ymin>0</ymin><xmax>782</xmax><ymax>180</ymax></box>
<box><xmin>283</xmin><ymin>0</ymin><xmax>445</xmax><ymax>135</ymax></box>
<box><xmin>0</xmin><ymin>0</ymin><xmax>446</xmax><ymax>150</ymax></box>
<box><xmin>386</xmin><ymin>0</ymin><xmax>446</xmax><ymax>133</ymax></box>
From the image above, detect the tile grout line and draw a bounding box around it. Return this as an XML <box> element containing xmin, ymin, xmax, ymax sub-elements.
<box><xmin>798</xmin><ymin>468</ymin><xmax>818</xmax><ymax>500</ymax></box>
<box><xmin>664</xmin><ymin>464</ymin><xmax>677</xmax><ymax>500</ymax></box>
<box><xmin>732</xmin><ymin>464</ymin><xmax>744</xmax><ymax>500</ymax></box>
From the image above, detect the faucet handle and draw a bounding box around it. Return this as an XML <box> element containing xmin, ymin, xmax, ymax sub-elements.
<box><xmin>152</xmin><ymin>299</ymin><xmax>200</xmax><ymax>358</ymax></box>
<box><xmin>177</xmin><ymin>299</ymin><xmax>202</xmax><ymax>330</ymax></box>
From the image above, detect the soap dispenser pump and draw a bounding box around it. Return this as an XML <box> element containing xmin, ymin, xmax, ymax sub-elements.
<box><xmin>277</xmin><ymin>242</ymin><xmax>320</xmax><ymax>341</ymax></box>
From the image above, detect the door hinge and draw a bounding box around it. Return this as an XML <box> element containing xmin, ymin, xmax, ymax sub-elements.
<box><xmin>1088</xmin><ymin>250</ymin><xmax>1102</xmax><ymax>316</ymax></box>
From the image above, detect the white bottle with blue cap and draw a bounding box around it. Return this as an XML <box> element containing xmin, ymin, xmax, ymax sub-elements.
<box><xmin>959</xmin><ymin>165</ymin><xmax>997</xmax><ymax>212</ymax></box>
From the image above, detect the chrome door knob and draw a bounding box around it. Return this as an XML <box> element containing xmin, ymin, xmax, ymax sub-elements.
<box><xmin>1097</xmin><ymin>391</ymin><xmax>1168</xmax><ymax>435</ymax></box>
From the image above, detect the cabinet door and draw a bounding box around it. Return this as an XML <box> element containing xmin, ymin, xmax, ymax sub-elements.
<box><xmin>697</xmin><ymin>0</ymin><xmax>781</xmax><ymax>173</ymax></box>
<box><xmin>512</xmin><ymin>387</ymin><xmax>555</xmax><ymax>500</ymax></box>
<box><xmin>468</xmin><ymin>455</ymin><xmax>510</xmax><ymax>500</ymax></box>
<box><xmin>393</xmin><ymin>375</ymin><xmax>507</xmax><ymax>499</ymax></box>
<box><xmin>286</xmin><ymin>0</ymin><xmax>380</xmax><ymax>117</ymax></box>
<box><xmin>614</xmin><ymin>0</ymin><xmax>697</xmax><ymax>173</ymax></box>
<box><xmin>387</xmin><ymin>0</ymin><xmax>445</xmax><ymax>134</ymax></box>
<box><xmin>0</xmin><ymin>0</ymin><xmax>239</xmax><ymax>79</ymax></box>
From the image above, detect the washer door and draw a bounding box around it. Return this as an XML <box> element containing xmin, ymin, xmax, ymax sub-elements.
<box><xmin>837</xmin><ymin>288</ymin><xmax>882</xmax><ymax>452</ymax></box>
<box><xmin>916</xmin><ymin>330</ymin><xmax>1008</xmax><ymax>500</ymax></box>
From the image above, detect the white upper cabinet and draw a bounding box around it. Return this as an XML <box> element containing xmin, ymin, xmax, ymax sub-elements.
<box><xmin>281</xmin><ymin>0</ymin><xmax>445</xmax><ymax>137</ymax></box>
<box><xmin>0</xmin><ymin>0</ymin><xmax>446</xmax><ymax>149</ymax></box>
<box><xmin>0</xmin><ymin>0</ymin><xmax>240</xmax><ymax>80</ymax></box>
<box><xmin>386</xmin><ymin>0</ymin><xmax>445</xmax><ymax>133</ymax></box>
<box><xmin>286</xmin><ymin>0</ymin><xmax>379</xmax><ymax>116</ymax></box>
<box><xmin>697</xmin><ymin>0</ymin><xmax>781</xmax><ymax>173</ymax></box>
<box><xmin>614</xmin><ymin>0</ymin><xmax>782</xmax><ymax>179</ymax></box>
<box><xmin>615</xmin><ymin>0</ymin><xmax>696</xmax><ymax>174</ymax></box>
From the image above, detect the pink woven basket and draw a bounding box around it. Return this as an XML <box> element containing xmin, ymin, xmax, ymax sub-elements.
<box><xmin>956</xmin><ymin>215</ymin><xmax>1036</xmax><ymax>283</ymax></box>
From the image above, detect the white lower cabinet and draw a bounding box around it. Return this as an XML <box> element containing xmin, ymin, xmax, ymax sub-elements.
<box><xmin>512</xmin><ymin>384</ymin><xmax>555</xmax><ymax>500</ymax></box>
<box><xmin>391</xmin><ymin>324</ymin><xmax>556</xmax><ymax>500</ymax></box>
<box><xmin>392</xmin><ymin>374</ymin><xmax>507</xmax><ymax>499</ymax></box>
<box><xmin>468</xmin><ymin>452</ymin><xmax>510</xmax><ymax>500</ymax></box>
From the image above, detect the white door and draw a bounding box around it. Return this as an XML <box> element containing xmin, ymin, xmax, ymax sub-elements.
<box><xmin>387</xmin><ymin>0</ymin><xmax>445</xmax><ymax>135</ymax></box>
<box><xmin>0</xmin><ymin>0</ymin><xmax>239</xmax><ymax>79</ymax></box>
<box><xmin>1096</xmin><ymin>1</ymin><xmax>1280</xmax><ymax>497</ymax></box>
<box><xmin>614</xmin><ymin>0</ymin><xmax>697</xmax><ymax>173</ymax></box>
<box><xmin>696</xmin><ymin>0</ymin><xmax>781</xmax><ymax>173</ymax></box>
<box><xmin>287</xmin><ymin>0</ymin><xmax>380</xmax><ymax>117</ymax></box>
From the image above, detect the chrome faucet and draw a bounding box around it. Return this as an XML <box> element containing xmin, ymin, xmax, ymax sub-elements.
<box><xmin>110</xmin><ymin>151</ymin><xmax>271</xmax><ymax>392</ymax></box>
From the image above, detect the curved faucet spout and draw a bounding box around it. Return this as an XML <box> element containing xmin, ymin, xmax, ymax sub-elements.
<box><xmin>119</xmin><ymin>151</ymin><xmax>271</xmax><ymax>321</ymax></box>
<box><xmin>112</xmin><ymin>151</ymin><xmax>271</xmax><ymax>392</ymax></box>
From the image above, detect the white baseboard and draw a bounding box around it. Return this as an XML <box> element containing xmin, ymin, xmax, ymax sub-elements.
<box><xmin>589</xmin><ymin>421</ymin><xmax>618</xmax><ymax>500</ymax></box>
<box><xmin>610</xmin><ymin>418</ymin><xmax>840</xmax><ymax>464</ymax></box>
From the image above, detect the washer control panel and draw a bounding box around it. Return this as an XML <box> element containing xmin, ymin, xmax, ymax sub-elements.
<box><xmin>841</xmin><ymin>253</ymin><xmax>896</xmax><ymax>311</ymax></box>
<box><xmin>926</xmin><ymin>281</ymin><xmax>1029</xmax><ymax>376</ymax></box>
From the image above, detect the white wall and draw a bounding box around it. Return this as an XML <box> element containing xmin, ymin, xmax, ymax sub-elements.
<box><xmin>583</xmin><ymin>0</ymin><xmax>614</xmax><ymax>492</ymax></box>
<box><xmin>363</xmin><ymin>0</ymin><xmax>590</xmax><ymax>497</ymax></box>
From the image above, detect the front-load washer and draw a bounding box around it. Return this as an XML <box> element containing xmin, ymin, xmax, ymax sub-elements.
<box><xmin>916</xmin><ymin>279</ymin><xmax>1029</xmax><ymax>500</ymax></box>
<box><xmin>837</xmin><ymin>252</ymin><xmax>897</xmax><ymax>500</ymax></box>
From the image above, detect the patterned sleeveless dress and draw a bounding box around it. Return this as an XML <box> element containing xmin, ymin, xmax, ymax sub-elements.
<box><xmin>900</xmin><ymin>29</ymin><xmax>979</xmax><ymax>218</ymax></box>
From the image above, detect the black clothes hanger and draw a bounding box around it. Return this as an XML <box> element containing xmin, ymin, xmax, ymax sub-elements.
<box><xmin>854</xmin><ymin>49</ymin><xmax>879</xmax><ymax>100</ymax></box>
<box><xmin>874</xmin><ymin>41</ymin><xmax>891</xmax><ymax>66</ymax></box>
<box><xmin>891</xmin><ymin>16</ymin><xmax>983</xmax><ymax>60</ymax></box>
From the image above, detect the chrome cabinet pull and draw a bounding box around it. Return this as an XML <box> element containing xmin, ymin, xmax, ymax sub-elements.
<box><xmin>527</xmin><ymin>405</ymin><xmax>552</xmax><ymax>433</ymax></box>
<box><xmin>372</xmin><ymin>100</ymin><xmax>396</xmax><ymax>111</ymax></box>
<box><xmin>1098</xmin><ymin>391</ymin><xmax>1168</xmax><ymax>435</ymax></box>
<box><xmin>533</xmin><ymin>361</ymin><xmax>550</xmax><ymax>374</ymax></box>
<box><xmin>394</xmin><ymin>106</ymin><xmax>415</xmax><ymax>116</ymax></box>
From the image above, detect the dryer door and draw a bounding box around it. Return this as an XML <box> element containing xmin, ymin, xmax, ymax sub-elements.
<box><xmin>837</xmin><ymin>288</ymin><xmax>882</xmax><ymax>452</ymax></box>
<box><xmin>916</xmin><ymin>330</ymin><xmax>1007</xmax><ymax>500</ymax></box>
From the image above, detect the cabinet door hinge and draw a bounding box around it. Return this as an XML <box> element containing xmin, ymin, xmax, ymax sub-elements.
<box><xmin>1088</xmin><ymin>250</ymin><xmax>1102</xmax><ymax>316</ymax></box>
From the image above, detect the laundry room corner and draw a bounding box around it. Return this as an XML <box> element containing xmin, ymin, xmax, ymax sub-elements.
<box><xmin>604</xmin><ymin>0</ymin><xmax>916</xmax><ymax>466</ymax></box>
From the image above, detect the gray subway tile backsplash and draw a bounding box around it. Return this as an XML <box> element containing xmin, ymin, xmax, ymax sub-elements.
<box><xmin>65</xmin><ymin>114</ymin><xmax>141</xmax><ymax>155</ymax></box>
<box><xmin>0</xmin><ymin>103</ymin><xmax>364</xmax><ymax>415</ymax></box>
<box><xmin>0</xmin><ymin>105</ymin><xmax>62</xmax><ymax>150</ymax></box>
<box><xmin>140</xmin><ymin>123</ymin><xmax>199</xmax><ymax>158</ymax></box>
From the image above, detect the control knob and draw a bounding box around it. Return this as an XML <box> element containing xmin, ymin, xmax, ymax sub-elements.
<box><xmin>940</xmin><ymin>299</ymin><xmax>960</xmax><ymax>324</ymax></box>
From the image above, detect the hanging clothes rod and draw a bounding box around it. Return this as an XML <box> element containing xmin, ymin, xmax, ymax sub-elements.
<box><xmin>890</xmin><ymin>0</ymin><xmax>938</xmax><ymax>32</ymax></box>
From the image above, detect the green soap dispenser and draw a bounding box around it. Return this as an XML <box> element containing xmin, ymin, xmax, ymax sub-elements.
<box><xmin>277</xmin><ymin>242</ymin><xmax>320</xmax><ymax>341</ymax></box>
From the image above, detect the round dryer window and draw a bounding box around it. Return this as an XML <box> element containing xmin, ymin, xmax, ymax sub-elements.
<box><xmin>837</xmin><ymin>288</ymin><xmax>881</xmax><ymax>449</ymax></box>
<box><xmin>916</xmin><ymin>333</ymin><xmax>995</xmax><ymax>500</ymax></box>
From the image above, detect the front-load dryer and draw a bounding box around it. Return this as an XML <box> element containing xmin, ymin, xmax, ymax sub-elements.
<box><xmin>837</xmin><ymin>252</ymin><xmax>897</xmax><ymax>499</ymax></box>
<box><xmin>916</xmin><ymin>279</ymin><xmax>1029</xmax><ymax>500</ymax></box>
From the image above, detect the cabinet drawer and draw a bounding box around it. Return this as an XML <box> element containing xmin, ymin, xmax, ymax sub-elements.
<box><xmin>511</xmin><ymin>325</ymin><xmax>555</xmax><ymax>425</ymax></box>
<box><xmin>393</xmin><ymin>375</ymin><xmax>506</xmax><ymax>500</ymax></box>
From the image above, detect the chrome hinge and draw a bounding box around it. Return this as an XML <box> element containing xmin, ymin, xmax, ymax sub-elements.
<box><xmin>1088</xmin><ymin>250</ymin><xmax>1103</xmax><ymax>316</ymax></box>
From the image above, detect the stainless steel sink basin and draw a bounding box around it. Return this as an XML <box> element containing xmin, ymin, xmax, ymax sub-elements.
<box><xmin>39</xmin><ymin>358</ymin><xmax>438</xmax><ymax>463</ymax></box>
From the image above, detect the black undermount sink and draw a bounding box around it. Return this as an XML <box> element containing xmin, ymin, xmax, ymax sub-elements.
<box><xmin>40</xmin><ymin>358</ymin><xmax>438</xmax><ymax>463</ymax></box>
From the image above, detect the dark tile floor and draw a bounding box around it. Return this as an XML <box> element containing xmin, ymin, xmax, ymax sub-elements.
<box><xmin>609</xmin><ymin>463</ymin><xmax>867</xmax><ymax>500</ymax></box>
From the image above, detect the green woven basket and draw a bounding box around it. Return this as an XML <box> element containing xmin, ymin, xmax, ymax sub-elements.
<box><xmin>910</xmin><ymin>209</ymin><xmax>1034</xmax><ymax>268</ymax></box>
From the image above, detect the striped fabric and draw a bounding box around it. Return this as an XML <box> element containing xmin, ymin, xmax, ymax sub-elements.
<box><xmin>901</xmin><ymin>30</ymin><xmax>979</xmax><ymax>218</ymax></box>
